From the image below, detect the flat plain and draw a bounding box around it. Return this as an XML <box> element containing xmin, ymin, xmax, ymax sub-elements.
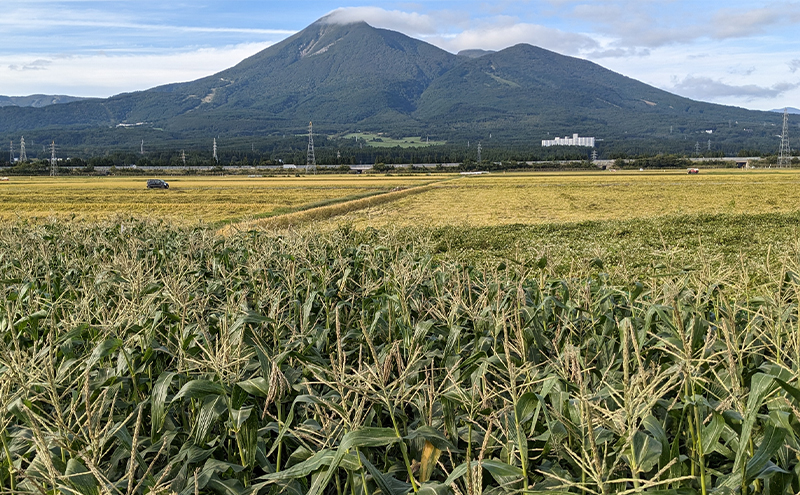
<box><xmin>7</xmin><ymin>169</ymin><xmax>800</xmax><ymax>228</ymax></box>
<box><xmin>0</xmin><ymin>175</ymin><xmax>433</xmax><ymax>224</ymax></box>
<box><xmin>330</xmin><ymin>169</ymin><xmax>800</xmax><ymax>227</ymax></box>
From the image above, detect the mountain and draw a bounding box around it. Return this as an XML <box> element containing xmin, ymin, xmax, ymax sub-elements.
<box><xmin>771</xmin><ymin>107</ymin><xmax>800</xmax><ymax>115</ymax></box>
<box><xmin>0</xmin><ymin>17</ymin><xmax>792</xmax><ymax>155</ymax></box>
<box><xmin>0</xmin><ymin>94</ymin><xmax>87</xmax><ymax>108</ymax></box>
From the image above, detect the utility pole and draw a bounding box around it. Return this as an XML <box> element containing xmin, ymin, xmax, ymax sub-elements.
<box><xmin>779</xmin><ymin>107</ymin><xmax>791</xmax><ymax>168</ymax></box>
<box><xmin>19</xmin><ymin>137</ymin><xmax>27</xmax><ymax>162</ymax></box>
<box><xmin>307</xmin><ymin>121</ymin><xmax>316</xmax><ymax>174</ymax></box>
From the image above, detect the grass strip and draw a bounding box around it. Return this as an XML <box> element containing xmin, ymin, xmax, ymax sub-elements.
<box><xmin>218</xmin><ymin>181</ymin><xmax>442</xmax><ymax>235</ymax></box>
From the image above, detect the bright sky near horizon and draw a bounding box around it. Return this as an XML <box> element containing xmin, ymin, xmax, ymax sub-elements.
<box><xmin>1</xmin><ymin>1</ymin><xmax>799</xmax><ymax>111</ymax></box>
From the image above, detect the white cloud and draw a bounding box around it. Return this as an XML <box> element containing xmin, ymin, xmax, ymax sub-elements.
<box><xmin>727</xmin><ymin>65</ymin><xmax>756</xmax><ymax>76</ymax></box>
<box><xmin>9</xmin><ymin>59</ymin><xmax>52</xmax><ymax>71</ymax></box>
<box><xmin>670</xmin><ymin>75</ymin><xmax>799</xmax><ymax>101</ymax></box>
<box><xmin>584</xmin><ymin>47</ymin><xmax>650</xmax><ymax>59</ymax></box>
<box><xmin>0</xmin><ymin>42</ymin><xmax>273</xmax><ymax>97</ymax></box>
<box><xmin>322</xmin><ymin>7</ymin><xmax>597</xmax><ymax>55</ymax></box>
<box><xmin>710</xmin><ymin>6</ymin><xmax>800</xmax><ymax>39</ymax></box>
<box><xmin>426</xmin><ymin>21</ymin><xmax>599</xmax><ymax>54</ymax></box>
<box><xmin>322</xmin><ymin>7</ymin><xmax>440</xmax><ymax>35</ymax></box>
<box><xmin>0</xmin><ymin>5</ymin><xmax>295</xmax><ymax>36</ymax></box>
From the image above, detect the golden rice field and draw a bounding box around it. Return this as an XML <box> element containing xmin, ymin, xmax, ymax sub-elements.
<box><xmin>0</xmin><ymin>175</ymin><xmax>433</xmax><ymax>224</ymax></box>
<box><xmin>329</xmin><ymin>169</ymin><xmax>800</xmax><ymax>228</ymax></box>
<box><xmin>4</xmin><ymin>169</ymin><xmax>800</xmax><ymax>228</ymax></box>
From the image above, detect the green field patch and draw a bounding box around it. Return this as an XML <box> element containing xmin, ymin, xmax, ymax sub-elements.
<box><xmin>343</xmin><ymin>132</ymin><xmax>447</xmax><ymax>148</ymax></box>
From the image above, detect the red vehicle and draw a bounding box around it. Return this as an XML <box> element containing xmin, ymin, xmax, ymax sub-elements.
<box><xmin>687</xmin><ymin>168</ymin><xmax>700</xmax><ymax>174</ymax></box>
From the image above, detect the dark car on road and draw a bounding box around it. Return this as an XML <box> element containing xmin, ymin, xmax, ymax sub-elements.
<box><xmin>146</xmin><ymin>179</ymin><xmax>169</xmax><ymax>189</ymax></box>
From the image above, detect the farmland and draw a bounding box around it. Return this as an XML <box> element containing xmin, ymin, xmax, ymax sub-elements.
<box><xmin>0</xmin><ymin>175</ymin><xmax>434</xmax><ymax>224</ymax></box>
<box><xmin>329</xmin><ymin>169</ymin><xmax>800</xmax><ymax>228</ymax></box>
<box><xmin>4</xmin><ymin>169</ymin><xmax>800</xmax><ymax>228</ymax></box>
<box><xmin>2</xmin><ymin>169</ymin><xmax>800</xmax><ymax>494</ymax></box>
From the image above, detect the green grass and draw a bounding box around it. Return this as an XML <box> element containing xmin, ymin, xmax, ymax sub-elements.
<box><xmin>3</xmin><ymin>214</ymin><xmax>800</xmax><ymax>494</ymax></box>
<box><xmin>343</xmin><ymin>132</ymin><xmax>447</xmax><ymax>148</ymax></box>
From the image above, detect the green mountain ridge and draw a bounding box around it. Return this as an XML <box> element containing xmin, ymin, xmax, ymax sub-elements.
<box><xmin>0</xmin><ymin>18</ymin><xmax>793</xmax><ymax>156</ymax></box>
<box><xmin>0</xmin><ymin>94</ymin><xmax>87</xmax><ymax>108</ymax></box>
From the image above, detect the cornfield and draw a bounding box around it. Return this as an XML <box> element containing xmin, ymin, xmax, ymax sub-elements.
<box><xmin>2</xmin><ymin>219</ymin><xmax>800</xmax><ymax>494</ymax></box>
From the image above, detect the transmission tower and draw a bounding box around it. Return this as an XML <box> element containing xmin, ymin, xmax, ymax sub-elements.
<box><xmin>140</xmin><ymin>139</ymin><xmax>145</xmax><ymax>155</ymax></box>
<box><xmin>181</xmin><ymin>150</ymin><xmax>186</xmax><ymax>166</ymax></box>
<box><xmin>19</xmin><ymin>137</ymin><xmax>27</xmax><ymax>162</ymax></box>
<box><xmin>477</xmin><ymin>142</ymin><xmax>482</xmax><ymax>163</ymax></box>
<box><xmin>779</xmin><ymin>107</ymin><xmax>791</xmax><ymax>168</ymax></box>
<box><xmin>306</xmin><ymin>121</ymin><xmax>316</xmax><ymax>174</ymax></box>
<box><xmin>9</xmin><ymin>140</ymin><xmax>13</xmax><ymax>163</ymax></box>
<box><xmin>707</xmin><ymin>139</ymin><xmax>711</xmax><ymax>151</ymax></box>
<box><xmin>50</xmin><ymin>141</ymin><xmax>57</xmax><ymax>176</ymax></box>
<box><xmin>213</xmin><ymin>138</ymin><xmax>218</xmax><ymax>163</ymax></box>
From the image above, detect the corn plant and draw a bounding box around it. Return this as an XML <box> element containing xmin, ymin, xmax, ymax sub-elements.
<box><xmin>0</xmin><ymin>218</ymin><xmax>799</xmax><ymax>494</ymax></box>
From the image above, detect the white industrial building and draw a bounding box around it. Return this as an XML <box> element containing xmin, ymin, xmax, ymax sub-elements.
<box><xmin>542</xmin><ymin>134</ymin><xmax>595</xmax><ymax>147</ymax></box>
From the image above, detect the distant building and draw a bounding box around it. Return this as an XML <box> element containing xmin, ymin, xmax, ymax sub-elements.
<box><xmin>542</xmin><ymin>134</ymin><xmax>595</xmax><ymax>147</ymax></box>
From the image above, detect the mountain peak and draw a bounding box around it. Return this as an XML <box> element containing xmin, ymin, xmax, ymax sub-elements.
<box><xmin>314</xmin><ymin>11</ymin><xmax>371</xmax><ymax>28</ymax></box>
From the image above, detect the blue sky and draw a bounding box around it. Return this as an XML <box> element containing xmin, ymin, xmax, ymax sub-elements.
<box><xmin>1</xmin><ymin>1</ymin><xmax>799</xmax><ymax>111</ymax></box>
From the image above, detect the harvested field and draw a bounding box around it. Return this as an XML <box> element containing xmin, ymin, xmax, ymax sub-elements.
<box><xmin>328</xmin><ymin>169</ymin><xmax>800</xmax><ymax>227</ymax></box>
<box><xmin>0</xmin><ymin>175</ymin><xmax>434</xmax><ymax>224</ymax></box>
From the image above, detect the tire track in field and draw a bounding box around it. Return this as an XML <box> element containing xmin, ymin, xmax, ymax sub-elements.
<box><xmin>217</xmin><ymin>178</ymin><xmax>455</xmax><ymax>235</ymax></box>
